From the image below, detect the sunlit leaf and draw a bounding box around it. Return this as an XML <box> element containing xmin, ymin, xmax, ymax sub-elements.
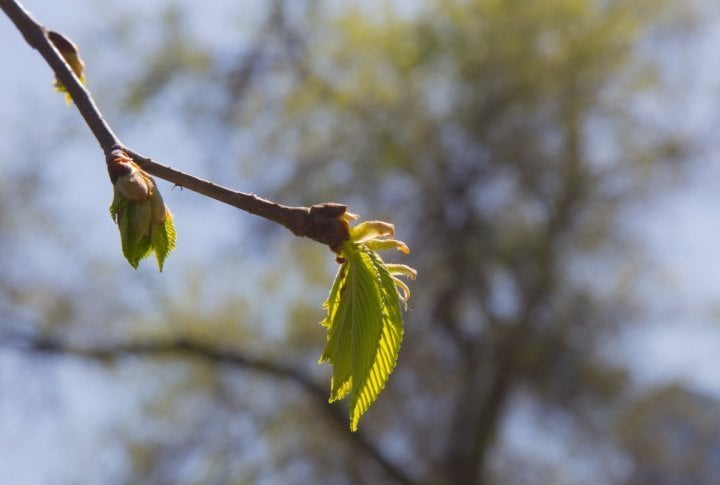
<box><xmin>364</xmin><ymin>238</ymin><xmax>410</xmax><ymax>254</ymax></box>
<box><xmin>151</xmin><ymin>208</ymin><xmax>176</xmax><ymax>272</ymax></box>
<box><xmin>319</xmin><ymin>241</ymin><xmax>407</xmax><ymax>431</ymax></box>
<box><xmin>385</xmin><ymin>264</ymin><xmax>417</xmax><ymax>280</ymax></box>
<box><xmin>349</xmin><ymin>220</ymin><xmax>395</xmax><ymax>243</ymax></box>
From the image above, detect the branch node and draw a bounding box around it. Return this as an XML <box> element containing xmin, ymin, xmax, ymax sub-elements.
<box><xmin>303</xmin><ymin>203</ymin><xmax>351</xmax><ymax>252</ymax></box>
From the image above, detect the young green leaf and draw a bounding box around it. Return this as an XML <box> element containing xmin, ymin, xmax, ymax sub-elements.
<box><xmin>319</xmin><ymin>220</ymin><xmax>416</xmax><ymax>431</ymax></box>
<box><xmin>151</xmin><ymin>207</ymin><xmax>176</xmax><ymax>272</ymax></box>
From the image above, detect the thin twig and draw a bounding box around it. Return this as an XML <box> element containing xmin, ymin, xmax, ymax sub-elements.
<box><xmin>0</xmin><ymin>0</ymin><xmax>350</xmax><ymax>251</ymax></box>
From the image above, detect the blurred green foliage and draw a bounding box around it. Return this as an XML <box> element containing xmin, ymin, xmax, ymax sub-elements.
<box><xmin>109</xmin><ymin>0</ymin><xmax>694</xmax><ymax>482</ymax></box>
<box><xmin>1</xmin><ymin>0</ymin><xmax>708</xmax><ymax>484</ymax></box>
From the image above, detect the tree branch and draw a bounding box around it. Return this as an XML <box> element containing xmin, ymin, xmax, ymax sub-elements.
<box><xmin>8</xmin><ymin>336</ymin><xmax>414</xmax><ymax>485</ymax></box>
<box><xmin>0</xmin><ymin>0</ymin><xmax>350</xmax><ymax>251</ymax></box>
<box><xmin>1</xmin><ymin>2</ymin><xmax>412</xmax><ymax>481</ymax></box>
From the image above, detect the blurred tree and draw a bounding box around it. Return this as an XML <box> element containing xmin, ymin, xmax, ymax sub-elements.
<box><xmin>1</xmin><ymin>0</ymin><xmax>697</xmax><ymax>483</ymax></box>
<box><xmin>618</xmin><ymin>384</ymin><xmax>720</xmax><ymax>485</ymax></box>
<box><xmin>187</xmin><ymin>0</ymin><xmax>684</xmax><ymax>483</ymax></box>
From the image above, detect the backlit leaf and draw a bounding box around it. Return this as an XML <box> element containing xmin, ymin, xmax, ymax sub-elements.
<box><xmin>319</xmin><ymin>241</ymin><xmax>406</xmax><ymax>431</ymax></box>
<box><xmin>151</xmin><ymin>210</ymin><xmax>176</xmax><ymax>272</ymax></box>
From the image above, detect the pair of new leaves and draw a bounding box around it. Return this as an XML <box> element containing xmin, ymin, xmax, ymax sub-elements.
<box><xmin>51</xmin><ymin>29</ymin><xmax>415</xmax><ymax>431</ymax></box>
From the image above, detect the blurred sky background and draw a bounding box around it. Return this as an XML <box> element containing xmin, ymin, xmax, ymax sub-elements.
<box><xmin>3</xmin><ymin>0</ymin><xmax>720</xmax><ymax>484</ymax></box>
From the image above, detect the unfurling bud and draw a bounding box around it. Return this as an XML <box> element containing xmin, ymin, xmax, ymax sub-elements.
<box><xmin>108</xmin><ymin>149</ymin><xmax>154</xmax><ymax>201</ymax></box>
<box><xmin>108</xmin><ymin>150</ymin><xmax>176</xmax><ymax>271</ymax></box>
<box><xmin>47</xmin><ymin>31</ymin><xmax>86</xmax><ymax>105</ymax></box>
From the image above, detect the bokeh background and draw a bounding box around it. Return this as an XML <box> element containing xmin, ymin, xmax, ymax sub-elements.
<box><xmin>2</xmin><ymin>0</ymin><xmax>720</xmax><ymax>483</ymax></box>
